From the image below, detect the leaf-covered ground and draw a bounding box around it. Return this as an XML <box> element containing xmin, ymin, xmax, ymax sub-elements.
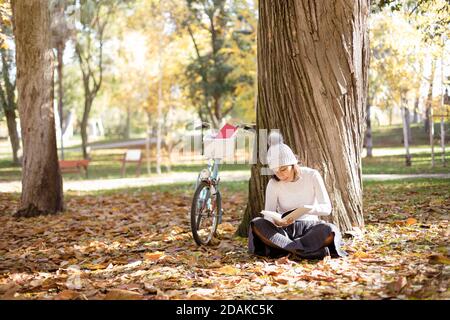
<box><xmin>0</xmin><ymin>179</ymin><xmax>449</xmax><ymax>300</ymax></box>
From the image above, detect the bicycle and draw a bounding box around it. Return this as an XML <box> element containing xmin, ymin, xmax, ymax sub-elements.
<box><xmin>190</xmin><ymin>122</ymin><xmax>255</xmax><ymax>246</ymax></box>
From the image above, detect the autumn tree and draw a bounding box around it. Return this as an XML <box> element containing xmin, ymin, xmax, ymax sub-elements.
<box><xmin>184</xmin><ymin>0</ymin><xmax>255</xmax><ymax>128</ymax></box>
<box><xmin>51</xmin><ymin>0</ymin><xmax>74</xmax><ymax>160</ymax></box>
<box><xmin>237</xmin><ymin>0</ymin><xmax>370</xmax><ymax>236</ymax></box>
<box><xmin>11</xmin><ymin>0</ymin><xmax>63</xmax><ymax>217</ymax></box>
<box><xmin>0</xmin><ymin>1</ymin><xmax>20</xmax><ymax>165</ymax></box>
<box><xmin>370</xmin><ymin>13</ymin><xmax>423</xmax><ymax>165</ymax></box>
<box><xmin>75</xmin><ymin>0</ymin><xmax>125</xmax><ymax>159</ymax></box>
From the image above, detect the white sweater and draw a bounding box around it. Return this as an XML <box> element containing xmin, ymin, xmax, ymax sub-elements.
<box><xmin>264</xmin><ymin>166</ymin><xmax>332</xmax><ymax>222</ymax></box>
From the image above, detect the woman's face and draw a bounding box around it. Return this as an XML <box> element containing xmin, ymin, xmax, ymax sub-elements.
<box><xmin>275</xmin><ymin>165</ymin><xmax>293</xmax><ymax>181</ymax></box>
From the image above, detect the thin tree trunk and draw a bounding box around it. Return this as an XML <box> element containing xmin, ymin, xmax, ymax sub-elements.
<box><xmin>57</xmin><ymin>43</ymin><xmax>65</xmax><ymax>160</ymax></box>
<box><xmin>12</xmin><ymin>0</ymin><xmax>63</xmax><ymax>217</ymax></box>
<box><xmin>0</xmin><ymin>48</ymin><xmax>20</xmax><ymax>165</ymax></box>
<box><xmin>406</xmin><ymin>107</ymin><xmax>412</xmax><ymax>144</ymax></box>
<box><xmin>125</xmin><ymin>104</ymin><xmax>131</xmax><ymax>139</ymax></box>
<box><xmin>237</xmin><ymin>0</ymin><xmax>369</xmax><ymax>236</ymax></box>
<box><xmin>4</xmin><ymin>108</ymin><xmax>20</xmax><ymax>164</ymax></box>
<box><xmin>80</xmin><ymin>97</ymin><xmax>92</xmax><ymax>160</ymax></box>
<box><xmin>425</xmin><ymin>59</ymin><xmax>436</xmax><ymax>133</ymax></box>
<box><xmin>388</xmin><ymin>107</ymin><xmax>393</xmax><ymax>126</ymax></box>
<box><xmin>413</xmin><ymin>96</ymin><xmax>419</xmax><ymax>124</ymax></box>
<box><xmin>146</xmin><ymin>111</ymin><xmax>152</xmax><ymax>174</ymax></box>
<box><xmin>430</xmin><ymin>106</ymin><xmax>434</xmax><ymax>167</ymax></box>
<box><xmin>401</xmin><ymin>104</ymin><xmax>412</xmax><ymax>166</ymax></box>
<box><xmin>156</xmin><ymin>48</ymin><xmax>163</xmax><ymax>174</ymax></box>
<box><xmin>365</xmin><ymin>103</ymin><xmax>373</xmax><ymax>157</ymax></box>
<box><xmin>441</xmin><ymin>116</ymin><xmax>445</xmax><ymax>166</ymax></box>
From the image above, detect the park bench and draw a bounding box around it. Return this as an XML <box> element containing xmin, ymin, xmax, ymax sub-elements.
<box><xmin>120</xmin><ymin>149</ymin><xmax>143</xmax><ymax>177</ymax></box>
<box><xmin>59</xmin><ymin>159</ymin><xmax>90</xmax><ymax>178</ymax></box>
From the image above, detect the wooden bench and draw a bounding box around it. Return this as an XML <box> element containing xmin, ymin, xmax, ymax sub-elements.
<box><xmin>59</xmin><ymin>159</ymin><xmax>90</xmax><ymax>178</ymax></box>
<box><xmin>121</xmin><ymin>149</ymin><xmax>143</xmax><ymax>177</ymax></box>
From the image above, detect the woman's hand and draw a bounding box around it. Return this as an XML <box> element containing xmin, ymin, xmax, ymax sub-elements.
<box><xmin>274</xmin><ymin>217</ymin><xmax>294</xmax><ymax>227</ymax></box>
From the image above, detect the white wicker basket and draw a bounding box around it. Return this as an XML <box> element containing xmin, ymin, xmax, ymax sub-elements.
<box><xmin>203</xmin><ymin>133</ymin><xmax>237</xmax><ymax>160</ymax></box>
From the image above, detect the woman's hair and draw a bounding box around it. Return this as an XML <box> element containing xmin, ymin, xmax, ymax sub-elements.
<box><xmin>271</xmin><ymin>159</ymin><xmax>302</xmax><ymax>182</ymax></box>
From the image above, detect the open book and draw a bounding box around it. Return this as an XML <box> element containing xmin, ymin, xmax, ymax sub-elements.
<box><xmin>260</xmin><ymin>205</ymin><xmax>314</xmax><ymax>225</ymax></box>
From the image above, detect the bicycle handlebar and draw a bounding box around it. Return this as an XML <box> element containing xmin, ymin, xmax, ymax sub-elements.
<box><xmin>194</xmin><ymin>122</ymin><xmax>256</xmax><ymax>132</ymax></box>
<box><xmin>236</xmin><ymin>123</ymin><xmax>256</xmax><ymax>131</ymax></box>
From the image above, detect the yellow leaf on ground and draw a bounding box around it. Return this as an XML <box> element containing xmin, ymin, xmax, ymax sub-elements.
<box><xmin>219</xmin><ymin>222</ymin><xmax>235</xmax><ymax>232</ymax></box>
<box><xmin>353</xmin><ymin>251</ymin><xmax>370</xmax><ymax>258</ymax></box>
<box><xmin>405</xmin><ymin>218</ymin><xmax>417</xmax><ymax>226</ymax></box>
<box><xmin>216</xmin><ymin>265</ymin><xmax>240</xmax><ymax>275</ymax></box>
<box><xmin>82</xmin><ymin>263</ymin><xmax>108</xmax><ymax>270</ymax></box>
<box><xmin>144</xmin><ymin>251</ymin><xmax>164</xmax><ymax>261</ymax></box>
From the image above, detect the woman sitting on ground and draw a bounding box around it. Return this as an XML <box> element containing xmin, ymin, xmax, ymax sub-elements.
<box><xmin>248</xmin><ymin>131</ymin><xmax>347</xmax><ymax>260</ymax></box>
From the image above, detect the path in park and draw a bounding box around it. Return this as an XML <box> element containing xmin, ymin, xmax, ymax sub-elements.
<box><xmin>0</xmin><ymin>171</ymin><xmax>449</xmax><ymax>193</ymax></box>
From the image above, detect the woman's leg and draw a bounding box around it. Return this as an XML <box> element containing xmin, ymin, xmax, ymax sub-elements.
<box><xmin>322</xmin><ymin>232</ymin><xmax>335</xmax><ymax>247</ymax></box>
<box><xmin>288</xmin><ymin>223</ymin><xmax>333</xmax><ymax>254</ymax></box>
<box><xmin>251</xmin><ymin>224</ymin><xmax>281</xmax><ymax>249</ymax></box>
<box><xmin>250</xmin><ymin>218</ymin><xmax>296</xmax><ymax>253</ymax></box>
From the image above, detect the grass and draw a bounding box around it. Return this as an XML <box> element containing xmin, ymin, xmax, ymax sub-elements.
<box><xmin>362</xmin><ymin>150</ymin><xmax>450</xmax><ymax>174</ymax></box>
<box><xmin>373</xmin><ymin>122</ymin><xmax>450</xmax><ymax>147</ymax></box>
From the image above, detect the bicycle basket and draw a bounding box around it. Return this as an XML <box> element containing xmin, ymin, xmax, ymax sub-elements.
<box><xmin>203</xmin><ymin>124</ymin><xmax>238</xmax><ymax>159</ymax></box>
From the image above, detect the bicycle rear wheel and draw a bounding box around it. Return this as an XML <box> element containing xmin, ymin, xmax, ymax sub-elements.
<box><xmin>190</xmin><ymin>180</ymin><xmax>221</xmax><ymax>245</ymax></box>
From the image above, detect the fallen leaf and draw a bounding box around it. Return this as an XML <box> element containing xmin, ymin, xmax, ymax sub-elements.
<box><xmin>55</xmin><ymin>290</ymin><xmax>81</xmax><ymax>300</ymax></box>
<box><xmin>144</xmin><ymin>251</ymin><xmax>165</xmax><ymax>261</ymax></box>
<box><xmin>216</xmin><ymin>265</ymin><xmax>240</xmax><ymax>275</ymax></box>
<box><xmin>428</xmin><ymin>254</ymin><xmax>450</xmax><ymax>265</ymax></box>
<box><xmin>144</xmin><ymin>283</ymin><xmax>157</xmax><ymax>294</ymax></box>
<box><xmin>103</xmin><ymin>289</ymin><xmax>143</xmax><ymax>300</ymax></box>
<box><xmin>387</xmin><ymin>276</ymin><xmax>407</xmax><ymax>293</ymax></box>
<box><xmin>405</xmin><ymin>218</ymin><xmax>417</xmax><ymax>226</ymax></box>
<box><xmin>0</xmin><ymin>282</ymin><xmax>18</xmax><ymax>293</ymax></box>
<box><xmin>82</xmin><ymin>263</ymin><xmax>108</xmax><ymax>270</ymax></box>
<box><xmin>353</xmin><ymin>251</ymin><xmax>370</xmax><ymax>259</ymax></box>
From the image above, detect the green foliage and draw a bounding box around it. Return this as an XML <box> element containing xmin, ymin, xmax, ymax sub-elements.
<box><xmin>371</xmin><ymin>0</ymin><xmax>450</xmax><ymax>43</ymax></box>
<box><xmin>184</xmin><ymin>0</ymin><xmax>256</xmax><ymax>126</ymax></box>
<box><xmin>369</xmin><ymin>11</ymin><xmax>424</xmax><ymax>110</ymax></box>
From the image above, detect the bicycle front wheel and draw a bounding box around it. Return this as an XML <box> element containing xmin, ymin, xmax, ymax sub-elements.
<box><xmin>190</xmin><ymin>181</ymin><xmax>221</xmax><ymax>246</ymax></box>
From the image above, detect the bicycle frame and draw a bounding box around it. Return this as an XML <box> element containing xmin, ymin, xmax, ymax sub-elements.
<box><xmin>194</xmin><ymin>157</ymin><xmax>222</xmax><ymax>223</ymax></box>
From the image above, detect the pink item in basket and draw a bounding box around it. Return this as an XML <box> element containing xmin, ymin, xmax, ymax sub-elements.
<box><xmin>216</xmin><ymin>123</ymin><xmax>238</xmax><ymax>139</ymax></box>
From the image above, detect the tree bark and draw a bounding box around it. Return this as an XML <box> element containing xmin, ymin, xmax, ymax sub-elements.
<box><xmin>237</xmin><ymin>0</ymin><xmax>369</xmax><ymax>237</ymax></box>
<box><xmin>12</xmin><ymin>0</ymin><xmax>63</xmax><ymax>217</ymax></box>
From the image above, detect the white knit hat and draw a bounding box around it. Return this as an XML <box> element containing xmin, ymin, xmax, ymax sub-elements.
<box><xmin>266</xmin><ymin>131</ymin><xmax>298</xmax><ymax>170</ymax></box>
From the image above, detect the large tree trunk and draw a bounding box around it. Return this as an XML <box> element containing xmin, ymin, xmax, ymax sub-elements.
<box><xmin>4</xmin><ymin>108</ymin><xmax>21</xmax><ymax>164</ymax></box>
<box><xmin>237</xmin><ymin>0</ymin><xmax>369</xmax><ymax>237</ymax></box>
<box><xmin>12</xmin><ymin>0</ymin><xmax>63</xmax><ymax>217</ymax></box>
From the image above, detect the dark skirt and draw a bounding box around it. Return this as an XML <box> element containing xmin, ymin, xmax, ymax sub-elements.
<box><xmin>248</xmin><ymin>217</ymin><xmax>347</xmax><ymax>260</ymax></box>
